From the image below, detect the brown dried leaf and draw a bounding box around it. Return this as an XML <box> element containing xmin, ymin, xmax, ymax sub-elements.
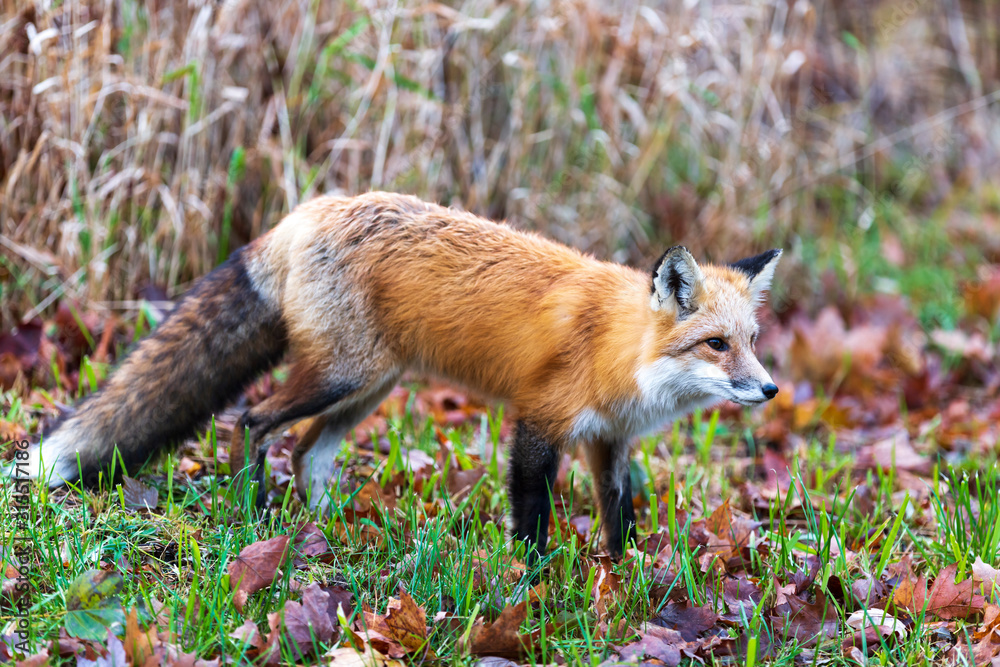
<box><xmin>591</xmin><ymin>556</ymin><xmax>621</xmax><ymax>623</ymax></box>
<box><xmin>770</xmin><ymin>591</ymin><xmax>839</xmax><ymax>646</ymax></box>
<box><xmin>323</xmin><ymin>584</ymin><xmax>355</xmax><ymax>619</ymax></box>
<box><xmin>926</xmin><ymin>564</ymin><xmax>986</xmax><ymax>620</ymax></box>
<box><xmin>292</xmin><ymin>522</ymin><xmax>332</xmax><ymax>566</ymax></box>
<box><xmin>227</xmin><ymin>535</ymin><xmax>290</xmax><ymax>613</ymax></box>
<box><xmin>852</xmin><ymin>575</ymin><xmax>888</xmax><ymax>607</ymax></box>
<box><xmin>229</xmin><ymin>619</ymin><xmax>264</xmax><ymax>651</ymax></box>
<box><xmin>974</xmin><ymin>557</ymin><xmax>1000</xmax><ymax>597</ymax></box>
<box><xmin>384</xmin><ymin>588</ymin><xmax>430</xmax><ymax>655</ymax></box>
<box><xmin>651</xmin><ymin>603</ymin><xmax>719</xmax><ymax>642</ymax></box>
<box><xmin>16</xmin><ymin>650</ymin><xmax>50</xmax><ymax>667</ymax></box>
<box><xmin>121</xmin><ymin>477</ymin><xmax>158</xmax><ymax>509</ymax></box>
<box><xmin>447</xmin><ymin>466</ymin><xmax>487</xmax><ymax>501</ymax></box>
<box><xmin>275</xmin><ymin>583</ymin><xmax>338</xmax><ymax>660</ymax></box>
<box><xmin>325</xmin><ymin>645</ymin><xmax>406</xmax><ymax>667</ymax></box>
<box><xmin>618</xmin><ymin>627</ymin><xmax>683</xmax><ymax>666</ymax></box>
<box><xmin>468</xmin><ymin>601</ymin><xmax>534</xmax><ymax>660</ymax></box>
<box><xmin>891</xmin><ymin>574</ymin><xmax>927</xmax><ymax>614</ymax></box>
<box><xmin>123</xmin><ymin>607</ymin><xmax>160</xmax><ymax>666</ymax></box>
<box><xmin>859</xmin><ymin>432</ymin><xmax>932</xmax><ymax>475</ymax></box>
<box><xmin>722</xmin><ymin>575</ymin><xmax>764</xmax><ymax>617</ymax></box>
<box><xmin>178</xmin><ymin>457</ymin><xmax>202</xmax><ymax>476</ymax></box>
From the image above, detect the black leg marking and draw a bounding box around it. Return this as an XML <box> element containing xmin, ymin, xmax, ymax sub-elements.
<box><xmin>590</xmin><ymin>441</ymin><xmax>637</xmax><ymax>558</ymax></box>
<box><xmin>601</xmin><ymin>466</ymin><xmax>637</xmax><ymax>558</ymax></box>
<box><xmin>254</xmin><ymin>446</ymin><xmax>268</xmax><ymax>509</ymax></box>
<box><xmin>508</xmin><ymin>421</ymin><xmax>560</xmax><ymax>566</ymax></box>
<box><xmin>233</xmin><ymin>378</ymin><xmax>360</xmax><ymax>507</ymax></box>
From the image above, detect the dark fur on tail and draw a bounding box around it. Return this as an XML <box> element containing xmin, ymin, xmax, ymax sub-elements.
<box><xmin>36</xmin><ymin>246</ymin><xmax>287</xmax><ymax>486</ymax></box>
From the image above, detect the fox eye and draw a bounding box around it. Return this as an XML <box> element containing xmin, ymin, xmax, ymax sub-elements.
<box><xmin>706</xmin><ymin>338</ymin><xmax>728</xmax><ymax>351</ymax></box>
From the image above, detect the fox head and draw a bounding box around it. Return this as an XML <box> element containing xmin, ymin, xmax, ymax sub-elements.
<box><xmin>643</xmin><ymin>246</ymin><xmax>782</xmax><ymax>407</ymax></box>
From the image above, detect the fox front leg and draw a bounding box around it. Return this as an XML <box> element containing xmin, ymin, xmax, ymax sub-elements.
<box><xmin>508</xmin><ymin>421</ymin><xmax>560</xmax><ymax>566</ymax></box>
<box><xmin>587</xmin><ymin>439</ymin><xmax>637</xmax><ymax>558</ymax></box>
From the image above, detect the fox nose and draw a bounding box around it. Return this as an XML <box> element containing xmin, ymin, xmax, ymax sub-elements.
<box><xmin>761</xmin><ymin>383</ymin><xmax>779</xmax><ymax>400</ymax></box>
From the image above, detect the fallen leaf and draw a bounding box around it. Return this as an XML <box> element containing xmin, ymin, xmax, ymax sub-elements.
<box><xmin>14</xmin><ymin>650</ymin><xmax>49</xmax><ymax>667</ymax></box>
<box><xmin>771</xmin><ymin>591</ymin><xmax>839</xmax><ymax>646</ymax></box>
<box><xmin>383</xmin><ymin>588</ymin><xmax>430</xmax><ymax>654</ymax></box>
<box><xmin>891</xmin><ymin>573</ymin><xmax>928</xmax><ymax>615</ymax></box>
<box><xmin>64</xmin><ymin>570</ymin><xmax>125</xmax><ymax>641</ymax></box>
<box><xmin>228</xmin><ymin>535</ymin><xmax>291</xmax><ymax>613</ymax></box>
<box><xmin>324</xmin><ymin>644</ymin><xmax>405</xmax><ymax>667</ymax></box>
<box><xmin>178</xmin><ymin>457</ymin><xmax>202</xmax><ymax>476</ymax></box>
<box><xmin>974</xmin><ymin>558</ymin><xmax>1000</xmax><ymax>597</ymax></box>
<box><xmin>267</xmin><ymin>582</ymin><xmax>338</xmax><ymax>661</ymax></box>
<box><xmin>77</xmin><ymin>628</ymin><xmax>127</xmax><ymax>667</ymax></box>
<box><xmin>618</xmin><ymin>626</ymin><xmax>683</xmax><ymax>666</ymax></box>
<box><xmin>651</xmin><ymin>603</ymin><xmax>719</xmax><ymax>642</ymax></box>
<box><xmin>447</xmin><ymin>465</ymin><xmax>487</xmax><ymax>501</ymax></box>
<box><xmin>591</xmin><ymin>556</ymin><xmax>620</xmax><ymax>624</ymax></box>
<box><xmin>230</xmin><ymin>619</ymin><xmax>264</xmax><ymax>650</ymax></box>
<box><xmin>123</xmin><ymin>607</ymin><xmax>160</xmax><ymax>665</ymax></box>
<box><xmin>925</xmin><ymin>564</ymin><xmax>986</xmax><ymax>620</ymax></box>
<box><xmin>473</xmin><ymin>657</ymin><xmax>520</xmax><ymax>667</ymax></box>
<box><xmin>722</xmin><ymin>575</ymin><xmax>764</xmax><ymax>617</ymax></box>
<box><xmin>845</xmin><ymin>608</ymin><xmax>907</xmax><ymax>638</ymax></box>
<box><xmin>971</xmin><ymin>605</ymin><xmax>1000</xmax><ymax>665</ymax></box>
<box><xmin>852</xmin><ymin>575</ymin><xmax>888</xmax><ymax>607</ymax></box>
<box><xmin>322</xmin><ymin>584</ymin><xmax>355</xmax><ymax>619</ymax></box>
<box><xmin>468</xmin><ymin>600</ymin><xmax>539</xmax><ymax>660</ymax></box>
<box><xmin>859</xmin><ymin>432</ymin><xmax>932</xmax><ymax>475</ymax></box>
<box><xmin>121</xmin><ymin>477</ymin><xmax>158</xmax><ymax>509</ymax></box>
<box><xmin>841</xmin><ymin>627</ymin><xmax>885</xmax><ymax>656</ymax></box>
<box><xmin>292</xmin><ymin>522</ymin><xmax>332</xmax><ymax>566</ymax></box>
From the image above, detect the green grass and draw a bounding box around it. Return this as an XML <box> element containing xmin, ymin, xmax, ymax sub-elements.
<box><xmin>4</xmin><ymin>393</ymin><xmax>997</xmax><ymax>665</ymax></box>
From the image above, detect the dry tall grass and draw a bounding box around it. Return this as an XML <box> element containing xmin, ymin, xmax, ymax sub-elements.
<box><xmin>2</xmin><ymin>0</ymin><xmax>999</xmax><ymax>325</ymax></box>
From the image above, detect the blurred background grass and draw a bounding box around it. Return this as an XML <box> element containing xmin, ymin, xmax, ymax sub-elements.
<box><xmin>1</xmin><ymin>0</ymin><xmax>999</xmax><ymax>331</ymax></box>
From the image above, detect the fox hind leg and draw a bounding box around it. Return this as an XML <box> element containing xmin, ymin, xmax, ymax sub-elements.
<box><xmin>508</xmin><ymin>421</ymin><xmax>560</xmax><ymax>567</ymax></box>
<box><xmin>586</xmin><ymin>439</ymin><xmax>637</xmax><ymax>558</ymax></box>
<box><xmin>290</xmin><ymin>377</ymin><xmax>398</xmax><ymax>511</ymax></box>
<box><xmin>229</xmin><ymin>363</ymin><xmax>362</xmax><ymax>507</ymax></box>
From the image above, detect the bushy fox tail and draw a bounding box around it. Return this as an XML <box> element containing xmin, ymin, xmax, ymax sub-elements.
<box><xmin>27</xmin><ymin>246</ymin><xmax>287</xmax><ymax>487</ymax></box>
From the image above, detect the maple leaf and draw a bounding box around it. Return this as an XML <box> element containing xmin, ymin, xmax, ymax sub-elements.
<box><xmin>229</xmin><ymin>619</ymin><xmax>264</xmax><ymax>651</ymax></box>
<box><xmin>891</xmin><ymin>573</ymin><xmax>928</xmax><ymax>614</ymax></box>
<box><xmin>702</xmin><ymin>500</ymin><xmax>762</xmax><ymax>570</ymax></box>
<box><xmin>356</xmin><ymin>588</ymin><xmax>433</xmax><ymax>659</ymax></box>
<box><xmin>384</xmin><ymin>588</ymin><xmax>430</xmax><ymax>655</ymax></box>
<box><xmin>466</xmin><ymin>589</ymin><xmax>551</xmax><ymax>662</ymax></box>
<box><xmin>925</xmin><ymin>564</ymin><xmax>986</xmax><ymax>620</ymax></box>
<box><xmin>721</xmin><ymin>575</ymin><xmax>764</xmax><ymax>617</ymax></box>
<box><xmin>969</xmin><ymin>605</ymin><xmax>1000</xmax><ymax>666</ymax></box>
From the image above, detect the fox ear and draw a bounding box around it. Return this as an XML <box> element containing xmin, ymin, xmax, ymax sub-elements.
<box><xmin>730</xmin><ymin>249</ymin><xmax>782</xmax><ymax>301</ymax></box>
<box><xmin>651</xmin><ymin>246</ymin><xmax>704</xmax><ymax>317</ymax></box>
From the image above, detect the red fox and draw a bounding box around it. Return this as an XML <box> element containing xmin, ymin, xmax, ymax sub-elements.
<box><xmin>26</xmin><ymin>192</ymin><xmax>780</xmax><ymax>558</ymax></box>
